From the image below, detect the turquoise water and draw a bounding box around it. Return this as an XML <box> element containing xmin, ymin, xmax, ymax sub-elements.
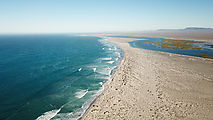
<box><xmin>110</xmin><ymin>36</ymin><xmax>213</xmax><ymax>58</ymax></box>
<box><xmin>0</xmin><ymin>35</ymin><xmax>122</xmax><ymax>120</ymax></box>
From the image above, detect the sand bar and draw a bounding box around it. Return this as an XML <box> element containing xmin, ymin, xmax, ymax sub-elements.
<box><xmin>81</xmin><ymin>36</ymin><xmax>213</xmax><ymax>120</ymax></box>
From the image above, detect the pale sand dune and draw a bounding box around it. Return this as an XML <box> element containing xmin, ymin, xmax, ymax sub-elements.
<box><xmin>130</xmin><ymin>31</ymin><xmax>213</xmax><ymax>42</ymax></box>
<box><xmin>80</xmin><ymin>37</ymin><xmax>213</xmax><ymax>120</ymax></box>
<box><xmin>97</xmin><ymin>31</ymin><xmax>213</xmax><ymax>43</ymax></box>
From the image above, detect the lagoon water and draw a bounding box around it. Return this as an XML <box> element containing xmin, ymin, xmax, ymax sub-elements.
<box><xmin>110</xmin><ymin>36</ymin><xmax>213</xmax><ymax>59</ymax></box>
<box><xmin>0</xmin><ymin>35</ymin><xmax>122</xmax><ymax>120</ymax></box>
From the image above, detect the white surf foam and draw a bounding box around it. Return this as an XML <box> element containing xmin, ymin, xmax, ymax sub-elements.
<box><xmin>115</xmin><ymin>52</ymin><xmax>121</xmax><ymax>57</ymax></box>
<box><xmin>99</xmin><ymin>82</ymin><xmax>103</xmax><ymax>86</ymax></box>
<box><xmin>114</xmin><ymin>46</ymin><xmax>117</xmax><ymax>50</ymax></box>
<box><xmin>75</xmin><ymin>89</ymin><xmax>88</xmax><ymax>99</ymax></box>
<box><xmin>74</xmin><ymin>86</ymin><xmax>105</xmax><ymax>120</ymax></box>
<box><xmin>107</xmin><ymin>61</ymin><xmax>115</xmax><ymax>64</ymax></box>
<box><xmin>41</xmin><ymin>37</ymin><xmax>123</xmax><ymax>120</ymax></box>
<box><xmin>96</xmin><ymin>66</ymin><xmax>111</xmax><ymax>76</ymax></box>
<box><xmin>100</xmin><ymin>57</ymin><xmax>112</xmax><ymax>60</ymax></box>
<box><xmin>78</xmin><ymin>68</ymin><xmax>82</xmax><ymax>72</ymax></box>
<box><xmin>115</xmin><ymin>58</ymin><xmax>119</xmax><ymax>61</ymax></box>
<box><xmin>98</xmin><ymin>38</ymin><xmax>114</xmax><ymax>48</ymax></box>
<box><xmin>109</xmin><ymin>47</ymin><xmax>117</xmax><ymax>51</ymax></box>
<box><xmin>93</xmin><ymin>67</ymin><xmax>96</xmax><ymax>72</ymax></box>
<box><xmin>36</xmin><ymin>108</ymin><xmax>61</xmax><ymax>120</ymax></box>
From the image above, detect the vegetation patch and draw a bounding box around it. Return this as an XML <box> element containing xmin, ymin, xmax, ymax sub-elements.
<box><xmin>141</xmin><ymin>39</ymin><xmax>203</xmax><ymax>50</ymax></box>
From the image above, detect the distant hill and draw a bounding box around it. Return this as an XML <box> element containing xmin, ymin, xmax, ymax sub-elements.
<box><xmin>157</xmin><ymin>27</ymin><xmax>213</xmax><ymax>32</ymax></box>
<box><xmin>184</xmin><ymin>27</ymin><xmax>213</xmax><ymax>31</ymax></box>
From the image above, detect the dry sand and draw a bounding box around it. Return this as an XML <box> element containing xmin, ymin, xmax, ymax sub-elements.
<box><xmin>80</xmin><ymin>36</ymin><xmax>213</xmax><ymax>120</ymax></box>
<box><xmin>97</xmin><ymin>31</ymin><xmax>213</xmax><ymax>43</ymax></box>
<box><xmin>126</xmin><ymin>31</ymin><xmax>213</xmax><ymax>43</ymax></box>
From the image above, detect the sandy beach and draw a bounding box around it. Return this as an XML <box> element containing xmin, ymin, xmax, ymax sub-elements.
<box><xmin>80</xmin><ymin>36</ymin><xmax>213</xmax><ymax>120</ymax></box>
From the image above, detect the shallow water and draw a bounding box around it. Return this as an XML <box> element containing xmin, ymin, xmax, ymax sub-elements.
<box><xmin>110</xmin><ymin>36</ymin><xmax>213</xmax><ymax>59</ymax></box>
<box><xmin>0</xmin><ymin>35</ymin><xmax>122</xmax><ymax>120</ymax></box>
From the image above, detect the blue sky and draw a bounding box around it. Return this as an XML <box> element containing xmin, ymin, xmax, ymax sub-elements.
<box><xmin>0</xmin><ymin>0</ymin><xmax>213</xmax><ymax>33</ymax></box>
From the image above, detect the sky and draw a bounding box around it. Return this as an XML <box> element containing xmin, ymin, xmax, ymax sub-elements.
<box><xmin>0</xmin><ymin>0</ymin><xmax>213</xmax><ymax>34</ymax></box>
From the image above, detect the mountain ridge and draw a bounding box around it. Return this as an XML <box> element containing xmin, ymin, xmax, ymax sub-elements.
<box><xmin>157</xmin><ymin>27</ymin><xmax>213</xmax><ymax>32</ymax></box>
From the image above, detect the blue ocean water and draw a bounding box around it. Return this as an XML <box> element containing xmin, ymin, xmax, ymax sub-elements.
<box><xmin>0</xmin><ymin>35</ymin><xmax>122</xmax><ymax>120</ymax></box>
<box><xmin>110</xmin><ymin>36</ymin><xmax>213</xmax><ymax>58</ymax></box>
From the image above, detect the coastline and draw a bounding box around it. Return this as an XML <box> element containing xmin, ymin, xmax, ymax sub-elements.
<box><xmin>80</xmin><ymin>36</ymin><xmax>213</xmax><ymax>120</ymax></box>
<box><xmin>74</xmin><ymin>37</ymin><xmax>124</xmax><ymax>120</ymax></box>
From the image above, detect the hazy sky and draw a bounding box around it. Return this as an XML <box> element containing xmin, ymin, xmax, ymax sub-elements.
<box><xmin>0</xmin><ymin>0</ymin><xmax>213</xmax><ymax>33</ymax></box>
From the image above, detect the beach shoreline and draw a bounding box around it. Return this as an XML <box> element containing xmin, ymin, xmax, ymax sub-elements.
<box><xmin>80</xmin><ymin>36</ymin><xmax>213</xmax><ymax>120</ymax></box>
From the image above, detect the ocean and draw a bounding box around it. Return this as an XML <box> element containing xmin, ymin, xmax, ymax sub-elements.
<box><xmin>0</xmin><ymin>34</ymin><xmax>122</xmax><ymax>120</ymax></box>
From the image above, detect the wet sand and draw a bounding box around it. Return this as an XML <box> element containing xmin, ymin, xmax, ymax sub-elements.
<box><xmin>80</xmin><ymin>36</ymin><xmax>213</xmax><ymax>120</ymax></box>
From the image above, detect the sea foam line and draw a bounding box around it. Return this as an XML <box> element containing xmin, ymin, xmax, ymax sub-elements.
<box><xmin>107</xmin><ymin>61</ymin><xmax>115</xmax><ymax>64</ymax></box>
<box><xmin>73</xmin><ymin>37</ymin><xmax>123</xmax><ymax>120</ymax></box>
<box><xmin>50</xmin><ymin>37</ymin><xmax>123</xmax><ymax>120</ymax></box>
<box><xmin>36</xmin><ymin>108</ymin><xmax>61</xmax><ymax>120</ymax></box>
<box><xmin>75</xmin><ymin>89</ymin><xmax>88</xmax><ymax>99</ymax></box>
<box><xmin>100</xmin><ymin>57</ymin><xmax>112</xmax><ymax>60</ymax></box>
<box><xmin>74</xmin><ymin>84</ymin><xmax>105</xmax><ymax>120</ymax></box>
